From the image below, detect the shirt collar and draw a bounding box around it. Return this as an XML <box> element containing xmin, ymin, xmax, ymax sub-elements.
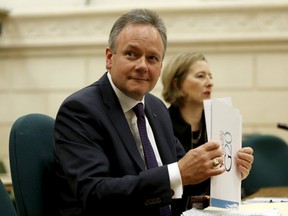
<box><xmin>107</xmin><ymin>72</ymin><xmax>145</xmax><ymax>113</ymax></box>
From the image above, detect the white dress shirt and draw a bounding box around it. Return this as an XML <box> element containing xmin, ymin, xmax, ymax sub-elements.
<box><xmin>107</xmin><ymin>72</ymin><xmax>183</xmax><ymax>198</ymax></box>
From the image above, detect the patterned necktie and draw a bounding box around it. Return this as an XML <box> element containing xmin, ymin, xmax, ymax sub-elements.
<box><xmin>133</xmin><ymin>103</ymin><xmax>172</xmax><ymax>216</ymax></box>
<box><xmin>133</xmin><ymin>103</ymin><xmax>158</xmax><ymax>168</ymax></box>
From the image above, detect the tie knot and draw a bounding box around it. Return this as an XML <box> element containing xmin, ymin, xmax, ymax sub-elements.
<box><xmin>133</xmin><ymin>103</ymin><xmax>144</xmax><ymax>119</ymax></box>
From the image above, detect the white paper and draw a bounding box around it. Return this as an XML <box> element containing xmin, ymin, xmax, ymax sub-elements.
<box><xmin>242</xmin><ymin>197</ymin><xmax>288</xmax><ymax>204</ymax></box>
<box><xmin>181</xmin><ymin>207</ymin><xmax>281</xmax><ymax>216</ymax></box>
<box><xmin>203</xmin><ymin>97</ymin><xmax>232</xmax><ymax>141</ymax></box>
<box><xmin>204</xmin><ymin>98</ymin><xmax>242</xmax><ymax>209</ymax></box>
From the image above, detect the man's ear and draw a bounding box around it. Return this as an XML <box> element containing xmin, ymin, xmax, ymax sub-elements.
<box><xmin>106</xmin><ymin>47</ymin><xmax>113</xmax><ymax>69</ymax></box>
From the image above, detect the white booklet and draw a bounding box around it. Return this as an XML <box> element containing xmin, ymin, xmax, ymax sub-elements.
<box><xmin>204</xmin><ymin>97</ymin><xmax>242</xmax><ymax>209</ymax></box>
<box><xmin>203</xmin><ymin>97</ymin><xmax>232</xmax><ymax>141</ymax></box>
<box><xmin>181</xmin><ymin>207</ymin><xmax>281</xmax><ymax>216</ymax></box>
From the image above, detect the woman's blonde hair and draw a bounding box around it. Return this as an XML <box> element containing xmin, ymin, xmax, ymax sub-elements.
<box><xmin>161</xmin><ymin>51</ymin><xmax>207</xmax><ymax>107</ymax></box>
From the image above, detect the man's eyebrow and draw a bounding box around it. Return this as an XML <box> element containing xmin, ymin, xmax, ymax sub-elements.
<box><xmin>124</xmin><ymin>44</ymin><xmax>162</xmax><ymax>58</ymax></box>
<box><xmin>124</xmin><ymin>44</ymin><xmax>139</xmax><ymax>50</ymax></box>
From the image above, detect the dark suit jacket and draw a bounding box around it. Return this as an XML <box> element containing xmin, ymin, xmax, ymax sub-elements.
<box><xmin>54</xmin><ymin>72</ymin><xmax>186</xmax><ymax>216</ymax></box>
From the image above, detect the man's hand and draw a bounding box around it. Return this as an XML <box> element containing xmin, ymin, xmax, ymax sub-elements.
<box><xmin>178</xmin><ymin>141</ymin><xmax>225</xmax><ymax>186</ymax></box>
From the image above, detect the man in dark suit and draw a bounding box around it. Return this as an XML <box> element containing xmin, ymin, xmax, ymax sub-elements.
<box><xmin>53</xmin><ymin>8</ymin><xmax>253</xmax><ymax>216</ymax></box>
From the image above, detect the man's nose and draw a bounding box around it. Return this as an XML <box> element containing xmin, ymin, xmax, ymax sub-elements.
<box><xmin>135</xmin><ymin>57</ymin><xmax>148</xmax><ymax>71</ymax></box>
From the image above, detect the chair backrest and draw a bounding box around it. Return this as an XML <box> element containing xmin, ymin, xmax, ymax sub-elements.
<box><xmin>242</xmin><ymin>134</ymin><xmax>288</xmax><ymax>196</ymax></box>
<box><xmin>9</xmin><ymin>113</ymin><xmax>59</xmax><ymax>216</ymax></box>
<box><xmin>0</xmin><ymin>179</ymin><xmax>17</xmax><ymax>216</ymax></box>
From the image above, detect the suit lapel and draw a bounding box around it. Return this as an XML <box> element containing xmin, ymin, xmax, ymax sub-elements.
<box><xmin>99</xmin><ymin>74</ymin><xmax>145</xmax><ymax>170</ymax></box>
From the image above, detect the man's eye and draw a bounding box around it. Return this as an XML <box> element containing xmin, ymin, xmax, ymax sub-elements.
<box><xmin>126</xmin><ymin>52</ymin><xmax>135</xmax><ymax>57</ymax></box>
<box><xmin>148</xmin><ymin>56</ymin><xmax>159</xmax><ymax>62</ymax></box>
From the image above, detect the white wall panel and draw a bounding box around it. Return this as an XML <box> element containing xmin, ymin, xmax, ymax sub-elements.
<box><xmin>1</xmin><ymin>1</ymin><xmax>288</xmax><ymax>171</ymax></box>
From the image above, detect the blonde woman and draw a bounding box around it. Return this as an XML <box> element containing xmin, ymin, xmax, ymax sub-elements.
<box><xmin>162</xmin><ymin>51</ymin><xmax>254</xmax><ymax>209</ymax></box>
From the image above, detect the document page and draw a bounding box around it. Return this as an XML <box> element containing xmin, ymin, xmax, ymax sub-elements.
<box><xmin>203</xmin><ymin>97</ymin><xmax>232</xmax><ymax>141</ymax></box>
<box><xmin>181</xmin><ymin>207</ymin><xmax>281</xmax><ymax>216</ymax></box>
<box><xmin>204</xmin><ymin>98</ymin><xmax>242</xmax><ymax>209</ymax></box>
